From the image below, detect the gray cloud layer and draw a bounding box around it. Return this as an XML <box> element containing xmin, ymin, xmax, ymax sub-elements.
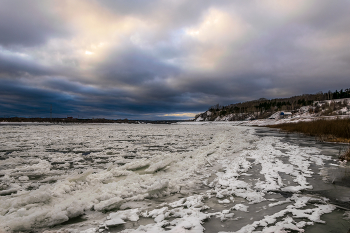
<box><xmin>1</xmin><ymin>0</ymin><xmax>350</xmax><ymax>119</ymax></box>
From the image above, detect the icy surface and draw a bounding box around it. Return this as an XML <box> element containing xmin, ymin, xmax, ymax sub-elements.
<box><xmin>0</xmin><ymin>123</ymin><xmax>344</xmax><ymax>232</ymax></box>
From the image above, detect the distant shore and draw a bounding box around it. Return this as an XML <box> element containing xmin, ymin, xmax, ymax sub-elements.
<box><xmin>0</xmin><ymin>117</ymin><xmax>189</xmax><ymax>124</ymax></box>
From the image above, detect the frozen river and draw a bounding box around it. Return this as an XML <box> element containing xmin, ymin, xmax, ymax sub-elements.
<box><xmin>0</xmin><ymin>123</ymin><xmax>350</xmax><ymax>232</ymax></box>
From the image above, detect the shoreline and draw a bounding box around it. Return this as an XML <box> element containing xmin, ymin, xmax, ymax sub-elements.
<box><xmin>266</xmin><ymin>118</ymin><xmax>350</xmax><ymax>144</ymax></box>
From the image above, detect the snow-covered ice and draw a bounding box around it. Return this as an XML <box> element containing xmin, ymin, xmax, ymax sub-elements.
<box><xmin>0</xmin><ymin>123</ymin><xmax>347</xmax><ymax>232</ymax></box>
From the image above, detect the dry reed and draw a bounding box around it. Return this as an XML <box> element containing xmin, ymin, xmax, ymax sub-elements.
<box><xmin>339</xmin><ymin>148</ymin><xmax>350</xmax><ymax>161</ymax></box>
<box><xmin>269</xmin><ymin>118</ymin><xmax>350</xmax><ymax>143</ymax></box>
<box><xmin>269</xmin><ymin>118</ymin><xmax>350</xmax><ymax>160</ymax></box>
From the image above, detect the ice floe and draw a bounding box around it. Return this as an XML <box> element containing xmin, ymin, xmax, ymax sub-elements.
<box><xmin>0</xmin><ymin>123</ymin><xmax>343</xmax><ymax>232</ymax></box>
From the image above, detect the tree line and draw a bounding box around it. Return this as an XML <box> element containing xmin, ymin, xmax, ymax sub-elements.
<box><xmin>196</xmin><ymin>88</ymin><xmax>350</xmax><ymax>121</ymax></box>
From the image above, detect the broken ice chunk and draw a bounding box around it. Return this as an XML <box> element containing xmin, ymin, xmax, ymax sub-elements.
<box><xmin>218</xmin><ymin>199</ymin><xmax>230</xmax><ymax>204</ymax></box>
<box><xmin>232</xmin><ymin>204</ymin><xmax>249</xmax><ymax>212</ymax></box>
<box><xmin>105</xmin><ymin>217</ymin><xmax>125</xmax><ymax>227</ymax></box>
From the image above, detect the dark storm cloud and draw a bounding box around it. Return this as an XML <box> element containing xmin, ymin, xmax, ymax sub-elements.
<box><xmin>92</xmin><ymin>45</ymin><xmax>180</xmax><ymax>87</ymax></box>
<box><xmin>42</xmin><ymin>78</ymin><xmax>105</xmax><ymax>96</ymax></box>
<box><xmin>0</xmin><ymin>49</ymin><xmax>53</xmax><ymax>77</ymax></box>
<box><xmin>0</xmin><ymin>76</ymin><xmax>206</xmax><ymax>119</ymax></box>
<box><xmin>168</xmin><ymin>72</ymin><xmax>276</xmax><ymax>106</ymax></box>
<box><xmin>0</xmin><ymin>78</ymin><xmax>75</xmax><ymax>117</ymax></box>
<box><xmin>0</xmin><ymin>0</ymin><xmax>71</xmax><ymax>47</ymax></box>
<box><xmin>1</xmin><ymin>0</ymin><xmax>350</xmax><ymax>119</ymax></box>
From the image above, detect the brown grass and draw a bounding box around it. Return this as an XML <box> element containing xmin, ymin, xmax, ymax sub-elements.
<box><xmin>268</xmin><ymin>118</ymin><xmax>350</xmax><ymax>143</ymax></box>
<box><xmin>339</xmin><ymin>148</ymin><xmax>350</xmax><ymax>161</ymax></box>
<box><xmin>269</xmin><ymin>118</ymin><xmax>350</xmax><ymax>160</ymax></box>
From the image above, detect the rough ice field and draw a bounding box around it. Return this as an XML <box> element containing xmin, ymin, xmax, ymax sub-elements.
<box><xmin>0</xmin><ymin>123</ymin><xmax>343</xmax><ymax>232</ymax></box>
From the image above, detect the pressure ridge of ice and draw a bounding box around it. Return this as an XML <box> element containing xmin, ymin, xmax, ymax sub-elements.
<box><xmin>0</xmin><ymin>124</ymin><xmax>338</xmax><ymax>232</ymax></box>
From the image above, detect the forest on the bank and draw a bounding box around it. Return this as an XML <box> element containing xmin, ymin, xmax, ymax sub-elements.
<box><xmin>196</xmin><ymin>88</ymin><xmax>350</xmax><ymax>121</ymax></box>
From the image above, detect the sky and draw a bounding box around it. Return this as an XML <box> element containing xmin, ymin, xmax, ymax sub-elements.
<box><xmin>1</xmin><ymin>0</ymin><xmax>350</xmax><ymax>120</ymax></box>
